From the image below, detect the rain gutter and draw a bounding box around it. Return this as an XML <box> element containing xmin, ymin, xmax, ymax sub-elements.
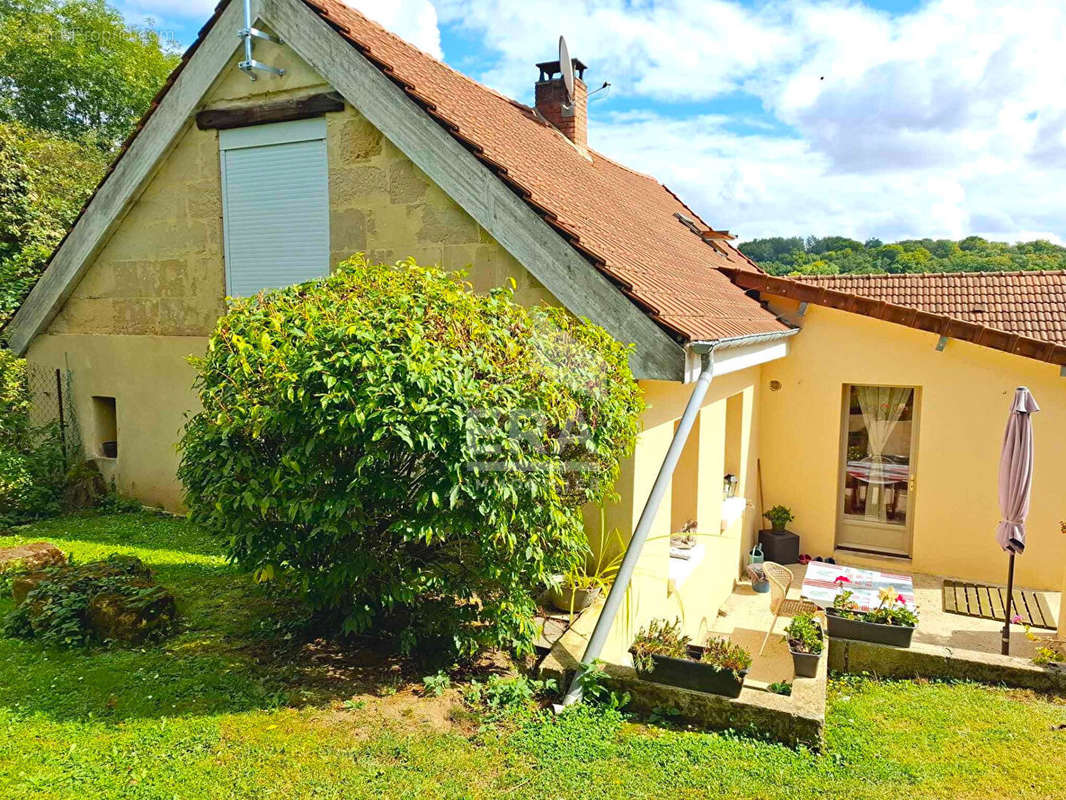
<box><xmin>560</xmin><ymin>327</ymin><xmax>796</xmax><ymax>707</ymax></box>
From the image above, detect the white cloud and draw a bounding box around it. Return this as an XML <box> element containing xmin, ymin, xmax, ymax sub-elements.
<box><xmin>111</xmin><ymin>0</ymin><xmax>1066</xmax><ymax>242</ymax></box>
<box><xmin>435</xmin><ymin>0</ymin><xmax>796</xmax><ymax>102</ymax></box>
<box><xmin>338</xmin><ymin>0</ymin><xmax>443</xmax><ymax>59</ymax></box>
<box><xmin>436</xmin><ymin>0</ymin><xmax>1066</xmax><ymax>242</ymax></box>
<box><xmin>590</xmin><ymin>109</ymin><xmax>1066</xmax><ymax>244</ymax></box>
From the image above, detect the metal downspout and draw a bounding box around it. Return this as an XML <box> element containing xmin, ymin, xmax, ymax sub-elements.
<box><xmin>560</xmin><ymin>346</ymin><xmax>718</xmax><ymax>707</ymax></box>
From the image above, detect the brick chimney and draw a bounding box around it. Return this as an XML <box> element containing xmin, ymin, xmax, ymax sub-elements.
<box><xmin>535</xmin><ymin>57</ymin><xmax>588</xmax><ymax>148</ymax></box>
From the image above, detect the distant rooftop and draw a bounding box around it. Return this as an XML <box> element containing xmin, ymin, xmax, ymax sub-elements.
<box><xmin>793</xmin><ymin>271</ymin><xmax>1066</xmax><ymax>345</ymax></box>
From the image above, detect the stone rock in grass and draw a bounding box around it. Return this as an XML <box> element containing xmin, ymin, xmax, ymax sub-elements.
<box><xmin>0</xmin><ymin>542</ymin><xmax>66</xmax><ymax>574</ymax></box>
<box><xmin>78</xmin><ymin>555</ymin><xmax>152</xmax><ymax>581</ymax></box>
<box><xmin>11</xmin><ymin>572</ymin><xmax>48</xmax><ymax>605</ymax></box>
<box><xmin>8</xmin><ymin>554</ymin><xmax>175</xmax><ymax>645</ymax></box>
<box><xmin>63</xmin><ymin>461</ymin><xmax>107</xmax><ymax>511</ymax></box>
<box><xmin>86</xmin><ymin>585</ymin><xmax>177</xmax><ymax>644</ymax></box>
<box><xmin>10</xmin><ymin>555</ymin><xmax>150</xmax><ymax>605</ymax></box>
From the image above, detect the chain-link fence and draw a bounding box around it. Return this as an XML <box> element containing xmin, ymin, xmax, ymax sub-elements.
<box><xmin>25</xmin><ymin>363</ymin><xmax>81</xmax><ymax>468</ymax></box>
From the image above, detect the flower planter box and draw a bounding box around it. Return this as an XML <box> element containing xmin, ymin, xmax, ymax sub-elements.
<box><xmin>789</xmin><ymin>624</ymin><xmax>824</xmax><ymax>678</ymax></box>
<box><xmin>826</xmin><ymin>607</ymin><xmax>915</xmax><ymax>648</ymax></box>
<box><xmin>630</xmin><ymin>645</ymin><xmax>747</xmax><ymax>698</ymax></box>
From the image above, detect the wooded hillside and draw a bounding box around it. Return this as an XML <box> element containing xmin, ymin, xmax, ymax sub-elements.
<box><xmin>738</xmin><ymin>236</ymin><xmax>1066</xmax><ymax>276</ymax></box>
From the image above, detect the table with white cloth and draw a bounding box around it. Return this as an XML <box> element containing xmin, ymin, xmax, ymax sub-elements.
<box><xmin>800</xmin><ymin>561</ymin><xmax>917</xmax><ymax>612</ymax></box>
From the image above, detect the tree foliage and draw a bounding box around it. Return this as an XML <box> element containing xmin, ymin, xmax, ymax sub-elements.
<box><xmin>739</xmin><ymin>235</ymin><xmax>1066</xmax><ymax>276</ymax></box>
<box><xmin>0</xmin><ymin>0</ymin><xmax>179</xmax><ymax>143</ymax></box>
<box><xmin>0</xmin><ymin>122</ymin><xmax>108</xmax><ymax>324</ymax></box>
<box><xmin>0</xmin><ymin>0</ymin><xmax>177</xmax><ymax>327</ymax></box>
<box><xmin>178</xmin><ymin>256</ymin><xmax>645</xmax><ymax>659</ymax></box>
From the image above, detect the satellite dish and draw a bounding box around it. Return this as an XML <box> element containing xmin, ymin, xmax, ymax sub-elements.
<box><xmin>559</xmin><ymin>35</ymin><xmax>574</xmax><ymax>104</ymax></box>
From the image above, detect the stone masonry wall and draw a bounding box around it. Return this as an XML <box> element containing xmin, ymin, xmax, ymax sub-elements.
<box><xmin>49</xmin><ymin>38</ymin><xmax>556</xmax><ymax>337</ymax></box>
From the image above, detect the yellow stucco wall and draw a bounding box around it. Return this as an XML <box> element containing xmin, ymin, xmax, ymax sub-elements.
<box><xmin>26</xmin><ymin>335</ymin><xmax>203</xmax><ymax>509</ymax></box>
<box><xmin>593</xmin><ymin>367</ymin><xmax>764</xmax><ymax>664</ymax></box>
<box><xmin>27</xmin><ymin>40</ymin><xmax>555</xmax><ymax>509</ymax></box>
<box><xmin>759</xmin><ymin>300</ymin><xmax>1066</xmax><ymax>592</ymax></box>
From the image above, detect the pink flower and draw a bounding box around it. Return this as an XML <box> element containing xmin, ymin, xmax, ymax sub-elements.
<box><xmin>834</xmin><ymin>576</ymin><xmax>851</xmax><ymax>585</ymax></box>
<box><xmin>1011</xmin><ymin>614</ymin><xmax>1023</xmax><ymax>624</ymax></box>
<box><xmin>896</xmin><ymin>594</ymin><xmax>905</xmax><ymax>604</ymax></box>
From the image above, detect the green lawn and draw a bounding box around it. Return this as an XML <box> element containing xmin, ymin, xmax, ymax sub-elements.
<box><xmin>1</xmin><ymin>513</ymin><xmax>1064</xmax><ymax>799</ymax></box>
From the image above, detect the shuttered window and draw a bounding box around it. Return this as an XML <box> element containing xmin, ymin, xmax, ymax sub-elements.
<box><xmin>220</xmin><ymin>118</ymin><xmax>330</xmax><ymax>297</ymax></box>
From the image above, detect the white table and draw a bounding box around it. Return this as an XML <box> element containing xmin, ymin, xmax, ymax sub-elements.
<box><xmin>801</xmin><ymin>561</ymin><xmax>916</xmax><ymax>612</ymax></box>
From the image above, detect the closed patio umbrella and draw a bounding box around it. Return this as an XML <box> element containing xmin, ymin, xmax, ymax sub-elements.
<box><xmin>998</xmin><ymin>386</ymin><xmax>1039</xmax><ymax>655</ymax></box>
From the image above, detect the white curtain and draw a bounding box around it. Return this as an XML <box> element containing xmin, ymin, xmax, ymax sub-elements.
<box><xmin>855</xmin><ymin>386</ymin><xmax>911</xmax><ymax>521</ymax></box>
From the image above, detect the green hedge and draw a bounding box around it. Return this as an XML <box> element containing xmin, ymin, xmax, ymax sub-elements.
<box><xmin>179</xmin><ymin>256</ymin><xmax>644</xmax><ymax>658</ymax></box>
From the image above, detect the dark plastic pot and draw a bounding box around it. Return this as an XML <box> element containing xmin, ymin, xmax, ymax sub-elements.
<box><xmin>631</xmin><ymin>645</ymin><xmax>747</xmax><ymax>698</ymax></box>
<box><xmin>101</xmin><ymin>440</ymin><xmax>118</xmax><ymax>458</ymax></box>
<box><xmin>826</xmin><ymin>607</ymin><xmax>915</xmax><ymax>647</ymax></box>
<box><xmin>788</xmin><ymin>623</ymin><xmax>824</xmax><ymax>678</ymax></box>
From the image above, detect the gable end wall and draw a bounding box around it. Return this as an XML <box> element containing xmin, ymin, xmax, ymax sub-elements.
<box><xmin>28</xmin><ymin>41</ymin><xmax>557</xmax><ymax>509</ymax></box>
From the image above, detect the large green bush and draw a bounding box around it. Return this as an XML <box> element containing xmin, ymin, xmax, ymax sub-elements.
<box><xmin>179</xmin><ymin>256</ymin><xmax>644</xmax><ymax>658</ymax></box>
<box><xmin>0</xmin><ymin>350</ymin><xmax>67</xmax><ymax>523</ymax></box>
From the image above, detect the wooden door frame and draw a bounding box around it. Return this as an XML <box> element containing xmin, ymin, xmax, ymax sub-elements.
<box><xmin>834</xmin><ymin>383</ymin><xmax>921</xmax><ymax>557</ymax></box>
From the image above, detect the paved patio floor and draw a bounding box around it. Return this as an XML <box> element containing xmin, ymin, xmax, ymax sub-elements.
<box><xmin>713</xmin><ymin>561</ymin><xmax>1062</xmax><ymax>689</ymax></box>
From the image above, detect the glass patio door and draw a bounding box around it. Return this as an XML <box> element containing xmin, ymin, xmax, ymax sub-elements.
<box><xmin>836</xmin><ymin>385</ymin><xmax>919</xmax><ymax>556</ymax></box>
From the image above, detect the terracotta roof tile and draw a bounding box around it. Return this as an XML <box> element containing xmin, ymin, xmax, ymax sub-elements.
<box><xmin>794</xmin><ymin>271</ymin><xmax>1066</xmax><ymax>345</ymax></box>
<box><xmin>720</xmin><ymin>268</ymin><xmax>1066</xmax><ymax>367</ymax></box>
<box><xmin>304</xmin><ymin>0</ymin><xmax>787</xmax><ymax>343</ymax></box>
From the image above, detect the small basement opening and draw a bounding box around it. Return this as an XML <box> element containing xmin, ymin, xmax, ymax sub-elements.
<box><xmin>92</xmin><ymin>396</ymin><xmax>118</xmax><ymax>458</ymax></box>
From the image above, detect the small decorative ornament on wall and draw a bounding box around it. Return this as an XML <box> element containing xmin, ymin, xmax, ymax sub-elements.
<box><xmin>769</xmin><ymin>380</ymin><xmax>782</xmax><ymax>392</ymax></box>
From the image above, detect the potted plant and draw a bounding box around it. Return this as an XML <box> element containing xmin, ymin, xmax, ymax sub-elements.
<box><xmin>546</xmin><ymin>568</ymin><xmax>607</xmax><ymax>613</ymax></box>
<box><xmin>784</xmin><ymin>613</ymin><xmax>823</xmax><ymax>678</ymax></box>
<box><xmin>763</xmin><ymin>505</ymin><xmax>794</xmax><ymax>533</ymax></box>
<box><xmin>629</xmin><ymin>618</ymin><xmax>751</xmax><ymax>698</ymax></box>
<box><xmin>825</xmin><ymin>578</ymin><xmax>918</xmax><ymax>647</ymax></box>
<box><xmin>547</xmin><ymin>524</ymin><xmax>624</xmax><ymax>614</ymax></box>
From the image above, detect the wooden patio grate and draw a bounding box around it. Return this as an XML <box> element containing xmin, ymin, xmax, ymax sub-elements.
<box><xmin>942</xmin><ymin>580</ymin><xmax>1058</xmax><ymax>630</ymax></box>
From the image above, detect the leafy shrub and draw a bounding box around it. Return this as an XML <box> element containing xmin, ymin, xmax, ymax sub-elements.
<box><xmin>784</xmin><ymin>613</ymin><xmax>823</xmax><ymax>655</ymax></box>
<box><xmin>463</xmin><ymin>674</ymin><xmax>558</xmax><ymax>713</ymax></box>
<box><xmin>767</xmin><ymin>681</ymin><xmax>792</xmax><ymax>696</ymax></box>
<box><xmin>575</xmin><ymin>659</ymin><xmax>629</xmax><ymax>710</ymax></box>
<box><xmin>0</xmin><ymin>350</ymin><xmax>68</xmax><ymax>524</ymax></box>
<box><xmin>179</xmin><ymin>256</ymin><xmax>644</xmax><ymax>659</ymax></box>
<box><xmin>421</xmin><ymin>670</ymin><xmax>452</xmax><ymax>697</ymax></box>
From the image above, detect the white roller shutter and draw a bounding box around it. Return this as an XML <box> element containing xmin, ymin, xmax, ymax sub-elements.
<box><xmin>220</xmin><ymin>118</ymin><xmax>330</xmax><ymax>297</ymax></box>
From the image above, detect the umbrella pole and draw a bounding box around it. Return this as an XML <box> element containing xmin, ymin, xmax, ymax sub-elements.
<box><xmin>1001</xmin><ymin>552</ymin><xmax>1016</xmax><ymax>656</ymax></box>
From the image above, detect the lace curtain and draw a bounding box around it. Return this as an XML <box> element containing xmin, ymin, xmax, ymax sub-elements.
<box><xmin>855</xmin><ymin>386</ymin><xmax>912</xmax><ymax>522</ymax></box>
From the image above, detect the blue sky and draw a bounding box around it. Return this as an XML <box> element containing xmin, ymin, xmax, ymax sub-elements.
<box><xmin>119</xmin><ymin>0</ymin><xmax>1066</xmax><ymax>244</ymax></box>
